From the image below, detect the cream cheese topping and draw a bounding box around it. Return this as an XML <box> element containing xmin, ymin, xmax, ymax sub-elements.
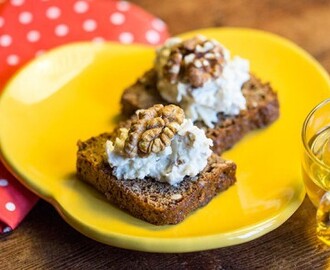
<box><xmin>155</xmin><ymin>36</ymin><xmax>250</xmax><ymax>128</ymax></box>
<box><xmin>106</xmin><ymin>119</ymin><xmax>213</xmax><ymax>186</ymax></box>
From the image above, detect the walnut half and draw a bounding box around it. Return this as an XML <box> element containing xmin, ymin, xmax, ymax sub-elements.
<box><xmin>123</xmin><ymin>104</ymin><xmax>185</xmax><ymax>157</ymax></box>
<box><xmin>162</xmin><ymin>35</ymin><xmax>227</xmax><ymax>88</ymax></box>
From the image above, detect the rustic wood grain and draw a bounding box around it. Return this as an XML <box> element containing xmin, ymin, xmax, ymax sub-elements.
<box><xmin>2</xmin><ymin>1</ymin><xmax>330</xmax><ymax>269</ymax></box>
<box><xmin>133</xmin><ymin>0</ymin><xmax>330</xmax><ymax>71</ymax></box>
<box><xmin>1</xmin><ymin>198</ymin><xmax>329</xmax><ymax>269</ymax></box>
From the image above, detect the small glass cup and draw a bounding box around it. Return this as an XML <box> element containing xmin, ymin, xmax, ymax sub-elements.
<box><xmin>302</xmin><ymin>98</ymin><xmax>330</xmax><ymax>245</ymax></box>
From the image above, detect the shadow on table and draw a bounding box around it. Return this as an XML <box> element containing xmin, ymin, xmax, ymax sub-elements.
<box><xmin>5</xmin><ymin>196</ymin><xmax>330</xmax><ymax>269</ymax></box>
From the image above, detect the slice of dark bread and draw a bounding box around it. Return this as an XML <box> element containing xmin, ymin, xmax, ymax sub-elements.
<box><xmin>121</xmin><ymin>69</ymin><xmax>279</xmax><ymax>154</ymax></box>
<box><xmin>76</xmin><ymin>133</ymin><xmax>236</xmax><ymax>225</ymax></box>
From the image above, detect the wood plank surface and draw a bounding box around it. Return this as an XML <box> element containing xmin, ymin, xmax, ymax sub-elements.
<box><xmin>2</xmin><ymin>1</ymin><xmax>330</xmax><ymax>269</ymax></box>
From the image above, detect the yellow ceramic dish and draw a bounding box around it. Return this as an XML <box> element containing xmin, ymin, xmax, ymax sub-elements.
<box><xmin>0</xmin><ymin>28</ymin><xmax>329</xmax><ymax>253</ymax></box>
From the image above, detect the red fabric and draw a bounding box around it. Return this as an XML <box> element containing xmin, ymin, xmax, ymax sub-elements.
<box><xmin>0</xmin><ymin>0</ymin><xmax>169</xmax><ymax>233</ymax></box>
<box><xmin>0</xmin><ymin>162</ymin><xmax>38</xmax><ymax>234</ymax></box>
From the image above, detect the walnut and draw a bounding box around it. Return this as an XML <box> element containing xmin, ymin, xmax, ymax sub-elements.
<box><xmin>162</xmin><ymin>35</ymin><xmax>227</xmax><ymax>88</ymax></box>
<box><xmin>170</xmin><ymin>194</ymin><xmax>183</xmax><ymax>201</ymax></box>
<box><xmin>123</xmin><ymin>104</ymin><xmax>185</xmax><ymax>157</ymax></box>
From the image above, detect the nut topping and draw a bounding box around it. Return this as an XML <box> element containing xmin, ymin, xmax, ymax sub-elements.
<box><xmin>162</xmin><ymin>35</ymin><xmax>227</xmax><ymax>88</ymax></box>
<box><xmin>170</xmin><ymin>194</ymin><xmax>183</xmax><ymax>201</ymax></box>
<box><xmin>123</xmin><ymin>104</ymin><xmax>185</xmax><ymax>157</ymax></box>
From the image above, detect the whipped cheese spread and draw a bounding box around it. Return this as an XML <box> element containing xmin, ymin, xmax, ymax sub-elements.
<box><xmin>106</xmin><ymin>119</ymin><xmax>213</xmax><ymax>186</ymax></box>
<box><xmin>155</xmin><ymin>36</ymin><xmax>250</xmax><ymax>128</ymax></box>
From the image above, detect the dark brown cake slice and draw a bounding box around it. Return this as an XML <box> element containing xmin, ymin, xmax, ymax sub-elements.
<box><xmin>121</xmin><ymin>69</ymin><xmax>279</xmax><ymax>154</ymax></box>
<box><xmin>76</xmin><ymin>133</ymin><xmax>236</xmax><ymax>225</ymax></box>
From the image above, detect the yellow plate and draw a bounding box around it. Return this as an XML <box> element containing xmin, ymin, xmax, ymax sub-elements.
<box><xmin>0</xmin><ymin>28</ymin><xmax>329</xmax><ymax>253</ymax></box>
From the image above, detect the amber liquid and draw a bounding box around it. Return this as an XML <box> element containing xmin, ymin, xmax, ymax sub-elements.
<box><xmin>302</xmin><ymin>127</ymin><xmax>330</xmax><ymax>245</ymax></box>
<box><xmin>302</xmin><ymin>169</ymin><xmax>326</xmax><ymax>208</ymax></box>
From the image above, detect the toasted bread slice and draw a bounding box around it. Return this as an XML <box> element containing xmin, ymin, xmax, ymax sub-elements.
<box><xmin>121</xmin><ymin>69</ymin><xmax>279</xmax><ymax>154</ymax></box>
<box><xmin>76</xmin><ymin>133</ymin><xmax>236</xmax><ymax>225</ymax></box>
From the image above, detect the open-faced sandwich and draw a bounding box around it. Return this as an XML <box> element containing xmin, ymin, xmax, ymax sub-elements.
<box><xmin>121</xmin><ymin>35</ymin><xmax>279</xmax><ymax>154</ymax></box>
<box><xmin>77</xmin><ymin>104</ymin><xmax>236</xmax><ymax>225</ymax></box>
<box><xmin>77</xmin><ymin>35</ymin><xmax>280</xmax><ymax>225</ymax></box>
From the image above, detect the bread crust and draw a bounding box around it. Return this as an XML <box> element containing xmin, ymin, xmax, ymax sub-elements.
<box><xmin>120</xmin><ymin>69</ymin><xmax>279</xmax><ymax>154</ymax></box>
<box><xmin>76</xmin><ymin>133</ymin><xmax>236</xmax><ymax>225</ymax></box>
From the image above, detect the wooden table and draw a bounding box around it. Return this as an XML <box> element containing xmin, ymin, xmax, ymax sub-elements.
<box><xmin>2</xmin><ymin>1</ymin><xmax>330</xmax><ymax>268</ymax></box>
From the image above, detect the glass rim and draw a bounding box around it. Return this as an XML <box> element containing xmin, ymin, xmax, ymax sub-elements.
<box><xmin>302</xmin><ymin>98</ymin><xmax>330</xmax><ymax>171</ymax></box>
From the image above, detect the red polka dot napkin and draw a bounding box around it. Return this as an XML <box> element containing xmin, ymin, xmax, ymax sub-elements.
<box><xmin>0</xmin><ymin>162</ymin><xmax>38</xmax><ymax>234</ymax></box>
<box><xmin>0</xmin><ymin>0</ymin><xmax>169</xmax><ymax>234</ymax></box>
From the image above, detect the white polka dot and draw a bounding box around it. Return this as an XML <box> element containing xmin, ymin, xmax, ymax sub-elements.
<box><xmin>7</xmin><ymin>55</ymin><xmax>19</xmax><ymax>66</ymax></box>
<box><xmin>119</xmin><ymin>32</ymin><xmax>134</xmax><ymax>44</ymax></box>
<box><xmin>19</xmin><ymin>11</ymin><xmax>33</xmax><ymax>24</ymax></box>
<box><xmin>110</xmin><ymin>12</ymin><xmax>125</xmax><ymax>25</ymax></box>
<box><xmin>0</xmin><ymin>35</ymin><xmax>12</xmax><ymax>47</ymax></box>
<box><xmin>116</xmin><ymin>1</ymin><xmax>130</xmax><ymax>12</ymax></box>
<box><xmin>152</xmin><ymin>19</ymin><xmax>166</xmax><ymax>32</ymax></box>
<box><xmin>2</xmin><ymin>226</ymin><xmax>12</xmax><ymax>233</ymax></box>
<box><xmin>55</xmin><ymin>24</ymin><xmax>69</xmax><ymax>37</ymax></box>
<box><xmin>0</xmin><ymin>179</ymin><xmax>8</xmax><ymax>187</ymax></box>
<box><xmin>146</xmin><ymin>30</ymin><xmax>160</xmax><ymax>44</ymax></box>
<box><xmin>83</xmin><ymin>19</ymin><xmax>97</xmax><ymax>32</ymax></box>
<box><xmin>74</xmin><ymin>1</ymin><xmax>89</xmax><ymax>14</ymax></box>
<box><xmin>27</xmin><ymin>30</ymin><xmax>40</xmax><ymax>42</ymax></box>
<box><xmin>46</xmin><ymin>6</ymin><xmax>61</xmax><ymax>19</ymax></box>
<box><xmin>35</xmin><ymin>50</ymin><xmax>45</xmax><ymax>57</ymax></box>
<box><xmin>0</xmin><ymin>17</ymin><xmax>5</xmax><ymax>28</ymax></box>
<box><xmin>92</xmin><ymin>37</ymin><xmax>105</xmax><ymax>43</ymax></box>
<box><xmin>10</xmin><ymin>0</ymin><xmax>24</xmax><ymax>6</ymax></box>
<box><xmin>5</xmin><ymin>202</ymin><xmax>16</xmax><ymax>212</ymax></box>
